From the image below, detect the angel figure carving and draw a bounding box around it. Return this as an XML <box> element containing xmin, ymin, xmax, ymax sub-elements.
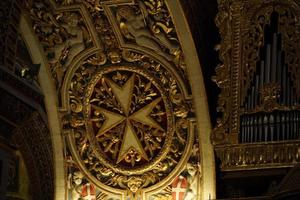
<box><xmin>68</xmin><ymin>170</ymin><xmax>96</xmax><ymax>200</ymax></box>
<box><xmin>184</xmin><ymin>162</ymin><xmax>201</xmax><ymax>200</ymax></box>
<box><xmin>116</xmin><ymin>1</ymin><xmax>180</xmax><ymax>61</ymax></box>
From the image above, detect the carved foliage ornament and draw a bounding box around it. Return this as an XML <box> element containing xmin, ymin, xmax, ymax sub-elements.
<box><xmin>28</xmin><ymin>0</ymin><xmax>92</xmax><ymax>88</ymax></box>
<box><xmin>66</xmin><ymin>51</ymin><xmax>192</xmax><ymax>196</ymax></box>
<box><xmin>27</xmin><ymin>0</ymin><xmax>194</xmax><ymax>197</ymax></box>
<box><xmin>29</xmin><ymin>0</ymin><xmax>187</xmax><ymax>91</ymax></box>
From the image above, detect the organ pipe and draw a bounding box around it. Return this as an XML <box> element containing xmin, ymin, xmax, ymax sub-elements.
<box><xmin>265</xmin><ymin>44</ymin><xmax>271</xmax><ymax>83</ymax></box>
<box><xmin>271</xmin><ymin>33</ymin><xmax>277</xmax><ymax>82</ymax></box>
<box><xmin>240</xmin><ymin>15</ymin><xmax>300</xmax><ymax>143</ymax></box>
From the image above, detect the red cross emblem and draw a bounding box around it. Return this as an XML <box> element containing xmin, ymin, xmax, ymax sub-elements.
<box><xmin>82</xmin><ymin>183</ymin><xmax>96</xmax><ymax>200</ymax></box>
<box><xmin>172</xmin><ymin>176</ymin><xmax>188</xmax><ymax>200</ymax></box>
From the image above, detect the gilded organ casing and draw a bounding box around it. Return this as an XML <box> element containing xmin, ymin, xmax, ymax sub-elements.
<box><xmin>213</xmin><ymin>0</ymin><xmax>300</xmax><ymax>171</ymax></box>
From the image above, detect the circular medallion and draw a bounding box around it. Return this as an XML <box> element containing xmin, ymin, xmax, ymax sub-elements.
<box><xmin>83</xmin><ymin>66</ymin><xmax>173</xmax><ymax>175</ymax></box>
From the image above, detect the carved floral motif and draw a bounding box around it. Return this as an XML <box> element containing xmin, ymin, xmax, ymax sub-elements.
<box><xmin>29</xmin><ymin>0</ymin><xmax>92</xmax><ymax>88</ymax></box>
<box><xmin>65</xmin><ymin>50</ymin><xmax>191</xmax><ymax>197</ymax></box>
<box><xmin>28</xmin><ymin>0</ymin><xmax>195</xmax><ymax>198</ymax></box>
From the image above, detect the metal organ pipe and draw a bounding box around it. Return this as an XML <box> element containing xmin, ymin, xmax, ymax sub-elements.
<box><xmin>249</xmin><ymin>116</ymin><xmax>253</xmax><ymax>142</ymax></box>
<box><xmin>239</xmin><ymin>23</ymin><xmax>300</xmax><ymax>144</ymax></box>
<box><xmin>251</xmin><ymin>85</ymin><xmax>255</xmax><ymax>110</ymax></box>
<box><xmin>276</xmin><ymin>52</ymin><xmax>282</xmax><ymax>88</ymax></box>
<box><xmin>281</xmin><ymin>114</ymin><xmax>286</xmax><ymax>140</ymax></box>
<box><xmin>293</xmin><ymin>111</ymin><xmax>297</xmax><ymax>139</ymax></box>
<box><xmin>241</xmin><ymin>116</ymin><xmax>245</xmax><ymax>143</ymax></box>
<box><xmin>271</xmin><ymin>33</ymin><xmax>277</xmax><ymax>82</ymax></box>
<box><xmin>258</xmin><ymin>115</ymin><xmax>263</xmax><ymax>142</ymax></box>
<box><xmin>260</xmin><ymin>60</ymin><xmax>265</xmax><ymax>88</ymax></box>
<box><xmin>282</xmin><ymin>64</ymin><xmax>287</xmax><ymax>105</ymax></box>
<box><xmin>296</xmin><ymin>111</ymin><xmax>300</xmax><ymax>139</ymax></box>
<box><xmin>247</xmin><ymin>116</ymin><xmax>251</xmax><ymax>142</ymax></box>
<box><xmin>286</xmin><ymin>113</ymin><xmax>290</xmax><ymax>140</ymax></box>
<box><xmin>254</xmin><ymin>116</ymin><xmax>258</xmax><ymax>142</ymax></box>
<box><xmin>255</xmin><ymin>75</ymin><xmax>259</xmax><ymax>106</ymax></box>
<box><xmin>263</xmin><ymin>114</ymin><xmax>268</xmax><ymax>141</ymax></box>
<box><xmin>265</xmin><ymin>44</ymin><xmax>271</xmax><ymax>83</ymax></box>
<box><xmin>276</xmin><ymin>113</ymin><xmax>280</xmax><ymax>140</ymax></box>
<box><xmin>286</xmin><ymin>70</ymin><xmax>291</xmax><ymax>106</ymax></box>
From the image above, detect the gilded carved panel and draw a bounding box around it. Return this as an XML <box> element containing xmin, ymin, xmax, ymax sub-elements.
<box><xmin>27</xmin><ymin>0</ymin><xmax>200</xmax><ymax>199</ymax></box>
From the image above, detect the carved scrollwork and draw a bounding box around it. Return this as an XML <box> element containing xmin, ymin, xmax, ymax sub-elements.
<box><xmin>28</xmin><ymin>0</ymin><xmax>92</xmax><ymax>88</ymax></box>
<box><xmin>27</xmin><ymin>0</ymin><xmax>195</xmax><ymax>198</ymax></box>
<box><xmin>212</xmin><ymin>0</ymin><xmax>233</xmax><ymax>144</ymax></box>
<box><xmin>113</xmin><ymin>1</ymin><xmax>186</xmax><ymax>74</ymax></box>
<box><xmin>260</xmin><ymin>82</ymin><xmax>281</xmax><ymax>112</ymax></box>
<box><xmin>65</xmin><ymin>50</ymin><xmax>192</xmax><ymax>197</ymax></box>
<box><xmin>241</xmin><ymin>6</ymin><xmax>272</xmax><ymax>103</ymax></box>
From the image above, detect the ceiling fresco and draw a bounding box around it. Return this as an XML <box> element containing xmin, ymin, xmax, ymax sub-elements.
<box><xmin>26</xmin><ymin>0</ymin><xmax>203</xmax><ymax>199</ymax></box>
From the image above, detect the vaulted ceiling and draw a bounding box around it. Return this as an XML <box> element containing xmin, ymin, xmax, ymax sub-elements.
<box><xmin>2</xmin><ymin>0</ymin><xmax>221</xmax><ymax>199</ymax></box>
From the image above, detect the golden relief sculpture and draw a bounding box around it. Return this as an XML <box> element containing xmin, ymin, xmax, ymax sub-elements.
<box><xmin>110</xmin><ymin>0</ymin><xmax>186</xmax><ymax>73</ymax></box>
<box><xmin>66</xmin><ymin>51</ymin><xmax>192</xmax><ymax>198</ymax></box>
<box><xmin>66</xmin><ymin>154</ymin><xmax>111</xmax><ymax>200</ymax></box>
<box><xmin>28</xmin><ymin>0</ymin><xmax>198</xmax><ymax>199</ymax></box>
<box><xmin>28</xmin><ymin>0</ymin><xmax>92</xmax><ymax>89</ymax></box>
<box><xmin>213</xmin><ymin>0</ymin><xmax>300</xmax><ymax>170</ymax></box>
<box><xmin>85</xmin><ymin>68</ymin><xmax>171</xmax><ymax>169</ymax></box>
<box><xmin>116</xmin><ymin>1</ymin><xmax>180</xmax><ymax>61</ymax></box>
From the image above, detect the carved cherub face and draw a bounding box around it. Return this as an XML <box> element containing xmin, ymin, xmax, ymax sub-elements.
<box><xmin>186</xmin><ymin>163</ymin><xmax>197</xmax><ymax>177</ymax></box>
<box><xmin>67</xmin><ymin>13</ymin><xmax>80</xmax><ymax>27</ymax></box>
<box><xmin>73</xmin><ymin>171</ymin><xmax>84</xmax><ymax>185</ymax></box>
<box><xmin>127</xmin><ymin>177</ymin><xmax>143</xmax><ymax>193</ymax></box>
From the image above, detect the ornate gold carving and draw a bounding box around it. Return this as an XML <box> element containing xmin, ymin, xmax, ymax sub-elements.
<box><xmin>212</xmin><ymin>0</ymin><xmax>300</xmax><ymax>145</ymax></box>
<box><xmin>29</xmin><ymin>1</ymin><xmax>92</xmax><ymax>88</ymax></box>
<box><xmin>65</xmin><ymin>50</ymin><xmax>192</xmax><ymax>197</ymax></box>
<box><xmin>93</xmin><ymin>12</ymin><xmax>121</xmax><ymax>64</ymax></box>
<box><xmin>66</xmin><ymin>154</ymin><xmax>109</xmax><ymax>200</ymax></box>
<box><xmin>150</xmin><ymin>186</ymin><xmax>172</xmax><ymax>200</ymax></box>
<box><xmin>28</xmin><ymin>0</ymin><xmax>190</xmax><ymax>90</ymax></box>
<box><xmin>260</xmin><ymin>83</ymin><xmax>281</xmax><ymax>112</ymax></box>
<box><xmin>241</xmin><ymin>3</ymin><xmax>300</xmax><ymax>102</ymax></box>
<box><xmin>27</xmin><ymin>0</ymin><xmax>195</xmax><ymax>198</ymax></box>
<box><xmin>85</xmin><ymin>69</ymin><xmax>170</xmax><ymax>170</ymax></box>
<box><xmin>116</xmin><ymin>1</ymin><xmax>180</xmax><ymax>61</ymax></box>
<box><xmin>215</xmin><ymin>141</ymin><xmax>300</xmax><ymax>171</ymax></box>
<box><xmin>212</xmin><ymin>0</ymin><xmax>234</xmax><ymax>145</ymax></box>
<box><xmin>111</xmin><ymin>1</ymin><xmax>186</xmax><ymax>73</ymax></box>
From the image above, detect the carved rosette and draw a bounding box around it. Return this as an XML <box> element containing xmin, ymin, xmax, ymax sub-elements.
<box><xmin>66</xmin><ymin>51</ymin><xmax>192</xmax><ymax>196</ymax></box>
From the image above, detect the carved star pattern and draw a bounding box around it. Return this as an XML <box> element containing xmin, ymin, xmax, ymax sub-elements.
<box><xmin>91</xmin><ymin>74</ymin><xmax>163</xmax><ymax>165</ymax></box>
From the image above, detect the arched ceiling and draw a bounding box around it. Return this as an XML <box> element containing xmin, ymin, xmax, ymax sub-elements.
<box><xmin>21</xmin><ymin>0</ymin><xmax>217</xmax><ymax>199</ymax></box>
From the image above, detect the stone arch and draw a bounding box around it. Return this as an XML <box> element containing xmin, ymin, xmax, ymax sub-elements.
<box><xmin>19</xmin><ymin>0</ymin><xmax>216</xmax><ymax>199</ymax></box>
<box><xmin>19</xmin><ymin>14</ymin><xmax>66</xmax><ymax>199</ymax></box>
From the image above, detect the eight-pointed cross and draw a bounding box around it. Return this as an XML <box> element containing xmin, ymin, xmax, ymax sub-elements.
<box><xmin>92</xmin><ymin>74</ymin><xmax>163</xmax><ymax>165</ymax></box>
